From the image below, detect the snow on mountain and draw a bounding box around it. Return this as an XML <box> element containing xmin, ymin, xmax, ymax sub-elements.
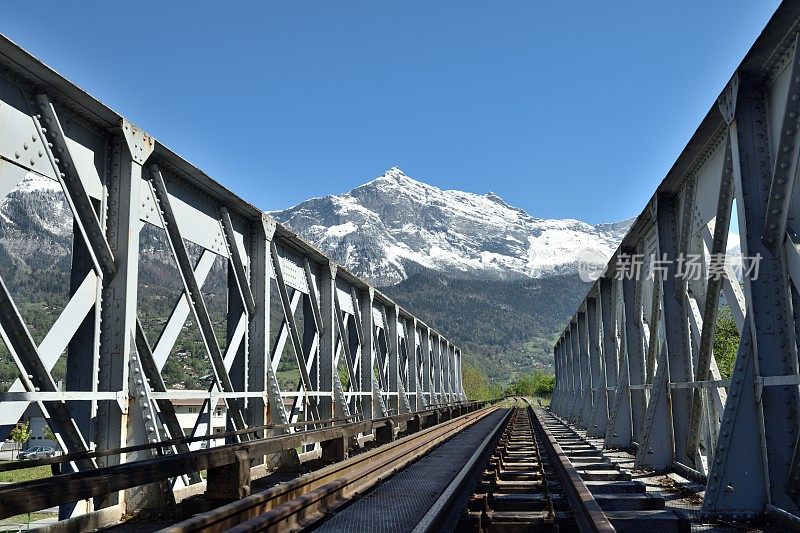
<box><xmin>272</xmin><ymin>167</ymin><xmax>633</xmax><ymax>286</ymax></box>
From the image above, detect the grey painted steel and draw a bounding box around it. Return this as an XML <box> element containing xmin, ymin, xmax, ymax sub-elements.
<box><xmin>0</xmin><ymin>33</ymin><xmax>466</xmax><ymax>524</ymax></box>
<box><xmin>656</xmin><ymin>193</ymin><xmax>693</xmax><ymax>467</ymax></box>
<box><xmin>569</xmin><ymin>322</ymin><xmax>582</xmax><ymax>424</ymax></box>
<box><xmin>763</xmin><ymin>31</ymin><xmax>800</xmax><ymax>254</ymax></box>
<box><xmin>554</xmin><ymin>339</ymin><xmax>562</xmax><ymax>413</ymax></box>
<box><xmin>704</xmin><ymin>76</ymin><xmax>799</xmax><ymax>515</ymax></box>
<box><xmin>586</xmin><ymin>297</ymin><xmax>605</xmax><ymax>437</ymax></box>
<box><xmin>622</xmin><ymin>274</ymin><xmax>646</xmax><ymax>445</ymax></box>
<box><xmin>552</xmin><ymin>1</ymin><xmax>800</xmax><ymax>520</ymax></box>
<box><xmin>599</xmin><ymin>278</ymin><xmax>617</xmax><ymax>433</ymax></box>
<box><xmin>605</xmin><ymin>295</ymin><xmax>632</xmax><ymax>449</ymax></box>
<box><xmin>577</xmin><ymin>310</ymin><xmax>593</xmax><ymax>429</ymax></box>
<box><xmin>684</xmin><ymin>120</ymin><xmax>735</xmax><ymax>462</ymax></box>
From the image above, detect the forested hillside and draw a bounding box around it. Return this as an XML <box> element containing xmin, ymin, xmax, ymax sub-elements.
<box><xmin>382</xmin><ymin>269</ymin><xmax>591</xmax><ymax>384</ymax></box>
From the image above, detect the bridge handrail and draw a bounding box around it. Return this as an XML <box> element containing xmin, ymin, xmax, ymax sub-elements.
<box><xmin>0</xmin><ymin>399</ymin><xmax>501</xmax><ymax>519</ymax></box>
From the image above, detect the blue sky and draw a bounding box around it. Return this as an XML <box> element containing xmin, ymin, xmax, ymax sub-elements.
<box><xmin>3</xmin><ymin>1</ymin><xmax>781</xmax><ymax>223</ymax></box>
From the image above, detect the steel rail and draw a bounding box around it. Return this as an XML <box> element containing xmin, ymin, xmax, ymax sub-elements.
<box><xmin>411</xmin><ymin>403</ymin><xmax>513</xmax><ymax>532</ymax></box>
<box><xmin>435</xmin><ymin>399</ymin><xmax>556</xmax><ymax>531</ymax></box>
<box><xmin>524</xmin><ymin>400</ymin><xmax>556</xmax><ymax>520</ymax></box>
<box><xmin>161</xmin><ymin>405</ymin><xmax>505</xmax><ymax>532</ymax></box>
<box><xmin>530</xmin><ymin>404</ymin><xmax>616</xmax><ymax>533</ymax></box>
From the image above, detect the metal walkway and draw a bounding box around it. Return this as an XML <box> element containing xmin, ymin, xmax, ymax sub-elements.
<box><xmin>314</xmin><ymin>409</ymin><xmax>509</xmax><ymax>532</ymax></box>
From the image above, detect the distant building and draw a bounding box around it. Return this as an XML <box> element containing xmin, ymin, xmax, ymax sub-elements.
<box><xmin>171</xmin><ymin>398</ymin><xmax>227</xmax><ymax>449</ymax></box>
<box><xmin>18</xmin><ymin>404</ymin><xmax>59</xmax><ymax>450</ymax></box>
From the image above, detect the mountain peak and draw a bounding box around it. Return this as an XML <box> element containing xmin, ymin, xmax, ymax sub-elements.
<box><xmin>383</xmin><ymin>166</ymin><xmax>406</xmax><ymax>179</ymax></box>
<box><xmin>272</xmin><ymin>168</ymin><xmax>633</xmax><ymax>286</ymax></box>
<box><xmin>370</xmin><ymin>166</ymin><xmax>425</xmax><ymax>188</ymax></box>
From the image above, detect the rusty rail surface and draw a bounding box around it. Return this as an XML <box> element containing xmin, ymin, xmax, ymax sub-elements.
<box><xmin>529</xmin><ymin>402</ymin><xmax>616</xmax><ymax>533</ymax></box>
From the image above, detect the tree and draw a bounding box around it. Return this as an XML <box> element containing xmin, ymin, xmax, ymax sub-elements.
<box><xmin>9</xmin><ymin>421</ymin><xmax>31</xmax><ymax>459</ymax></box>
<box><xmin>462</xmin><ymin>361</ymin><xmax>503</xmax><ymax>401</ymax></box>
<box><xmin>714</xmin><ymin>306</ymin><xmax>740</xmax><ymax>379</ymax></box>
<box><xmin>504</xmin><ymin>370</ymin><xmax>555</xmax><ymax>398</ymax></box>
<box><xmin>43</xmin><ymin>425</ymin><xmax>56</xmax><ymax>443</ymax></box>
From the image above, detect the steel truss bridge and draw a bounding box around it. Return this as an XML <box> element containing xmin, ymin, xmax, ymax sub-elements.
<box><xmin>2</xmin><ymin>1</ymin><xmax>800</xmax><ymax>532</ymax></box>
<box><xmin>0</xmin><ymin>20</ymin><xmax>467</xmax><ymax>531</ymax></box>
<box><xmin>551</xmin><ymin>0</ymin><xmax>800</xmax><ymax>526</ymax></box>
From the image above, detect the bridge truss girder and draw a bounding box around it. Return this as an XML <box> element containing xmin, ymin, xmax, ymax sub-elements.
<box><xmin>0</xmin><ymin>34</ymin><xmax>466</xmax><ymax>524</ymax></box>
<box><xmin>552</xmin><ymin>2</ymin><xmax>800</xmax><ymax>522</ymax></box>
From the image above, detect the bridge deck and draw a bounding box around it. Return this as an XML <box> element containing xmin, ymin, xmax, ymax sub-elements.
<box><xmin>314</xmin><ymin>409</ymin><xmax>509</xmax><ymax>532</ymax></box>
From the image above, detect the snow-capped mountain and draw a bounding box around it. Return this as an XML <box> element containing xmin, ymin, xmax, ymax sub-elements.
<box><xmin>272</xmin><ymin>167</ymin><xmax>633</xmax><ymax>286</ymax></box>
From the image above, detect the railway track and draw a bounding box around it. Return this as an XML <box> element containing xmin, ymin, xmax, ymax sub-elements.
<box><xmin>454</xmin><ymin>403</ymin><xmax>563</xmax><ymax>531</ymax></box>
<box><xmin>161</xmin><ymin>400</ymin><xmax>689</xmax><ymax>532</ymax></box>
<box><xmin>448</xmin><ymin>400</ymin><xmax>689</xmax><ymax>532</ymax></box>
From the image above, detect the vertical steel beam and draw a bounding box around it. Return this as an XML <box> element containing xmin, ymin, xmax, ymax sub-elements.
<box><xmin>622</xmin><ymin>273</ymin><xmax>647</xmax><ymax>444</ymax></box>
<box><xmin>606</xmin><ymin>275</ymin><xmax>633</xmax><ymax>448</ymax></box>
<box><xmin>451</xmin><ymin>344</ymin><xmax>457</xmax><ymax>400</ymax></box>
<box><xmin>654</xmin><ymin>193</ymin><xmax>694</xmax><ymax>465</ymax></box>
<box><xmin>599</xmin><ymin>278</ymin><xmax>618</xmax><ymax>424</ymax></box>
<box><xmin>455</xmin><ymin>347</ymin><xmax>462</xmax><ymax>400</ymax></box>
<box><xmin>445</xmin><ymin>341</ymin><xmax>454</xmax><ymax>402</ymax></box>
<box><xmin>456</xmin><ymin>348</ymin><xmax>464</xmax><ymax>400</ymax></box>
<box><xmin>578</xmin><ymin>311</ymin><xmax>593</xmax><ymax>428</ymax></box>
<box><xmin>318</xmin><ymin>262</ymin><xmax>336</xmax><ymax>421</ymax></box>
<box><xmin>422</xmin><ymin>327</ymin><xmax>432</xmax><ymax>406</ymax></box>
<box><xmin>101</xmin><ymin>122</ymin><xmax>152</xmax><ymax>510</ymax></box>
<box><xmin>360</xmin><ymin>288</ymin><xmax>376</xmax><ymax>419</ymax></box>
<box><xmin>552</xmin><ymin>342</ymin><xmax>559</xmax><ymax>412</ymax></box>
<box><xmin>704</xmin><ymin>76</ymin><xmax>800</xmax><ymax>516</ymax></box>
<box><xmin>247</xmin><ymin>216</ymin><xmax>273</xmax><ymax>436</ymax></box>
<box><xmin>685</xmin><ymin>126</ymin><xmax>736</xmax><ymax>460</ymax></box>
<box><xmin>552</xmin><ymin>340</ymin><xmax>561</xmax><ymax>413</ymax></box>
<box><xmin>586</xmin><ymin>297</ymin><xmax>605</xmax><ymax>437</ymax></box>
<box><xmin>569</xmin><ymin>321</ymin><xmax>582</xmax><ymax>423</ymax></box>
<box><xmin>562</xmin><ymin>336</ymin><xmax>569</xmax><ymax>415</ymax></box>
<box><xmin>387</xmin><ymin>305</ymin><xmax>400</xmax><ymax>413</ymax></box>
<box><xmin>432</xmin><ymin>334</ymin><xmax>442</xmax><ymax>404</ymax></box>
<box><xmin>563</xmin><ymin>329</ymin><xmax>574</xmax><ymax>419</ymax></box>
<box><xmin>407</xmin><ymin>318</ymin><xmax>419</xmax><ymax>410</ymax></box>
<box><xmin>556</xmin><ymin>339</ymin><xmax>565</xmax><ymax>414</ymax></box>
<box><xmin>438</xmin><ymin>337</ymin><xmax>446</xmax><ymax>404</ymax></box>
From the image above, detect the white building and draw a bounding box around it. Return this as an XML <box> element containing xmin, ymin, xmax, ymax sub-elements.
<box><xmin>171</xmin><ymin>398</ymin><xmax>227</xmax><ymax>450</ymax></box>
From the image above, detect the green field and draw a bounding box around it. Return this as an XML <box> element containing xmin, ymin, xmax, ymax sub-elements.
<box><xmin>0</xmin><ymin>461</ymin><xmax>51</xmax><ymax>483</ymax></box>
